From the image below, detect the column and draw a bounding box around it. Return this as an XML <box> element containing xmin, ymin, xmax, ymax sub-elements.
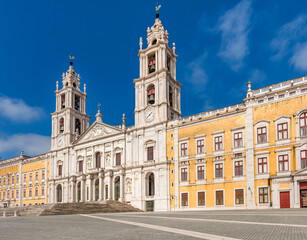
<box><xmin>81</xmin><ymin>176</ymin><xmax>85</xmax><ymax>202</ymax></box>
<box><xmin>120</xmin><ymin>172</ymin><xmax>125</xmax><ymax>202</ymax></box>
<box><xmin>99</xmin><ymin>171</ymin><xmax>104</xmax><ymax>201</ymax></box>
<box><xmin>174</xmin><ymin>125</ymin><xmax>179</xmax><ymax>210</ymax></box>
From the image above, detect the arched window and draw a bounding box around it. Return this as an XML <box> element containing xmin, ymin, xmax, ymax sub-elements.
<box><xmin>169</xmin><ymin>86</ymin><xmax>173</xmax><ymax>107</ymax></box>
<box><xmin>152</xmin><ymin>39</ymin><xmax>157</xmax><ymax>45</ymax></box>
<box><xmin>60</xmin><ymin>118</ymin><xmax>64</xmax><ymax>133</ymax></box>
<box><xmin>56</xmin><ymin>184</ymin><xmax>62</xmax><ymax>202</ymax></box>
<box><xmin>75</xmin><ymin>95</ymin><xmax>80</xmax><ymax>111</ymax></box>
<box><xmin>75</xmin><ymin>119</ymin><xmax>81</xmax><ymax>134</ymax></box>
<box><xmin>61</xmin><ymin>94</ymin><xmax>66</xmax><ymax>109</ymax></box>
<box><xmin>167</xmin><ymin>55</ymin><xmax>171</xmax><ymax>72</ymax></box>
<box><xmin>147</xmin><ymin>173</ymin><xmax>155</xmax><ymax>196</ymax></box>
<box><xmin>147</xmin><ymin>85</ymin><xmax>155</xmax><ymax>105</ymax></box>
<box><xmin>96</xmin><ymin>152</ymin><xmax>101</xmax><ymax>168</ymax></box>
<box><xmin>300</xmin><ymin>113</ymin><xmax>307</xmax><ymax>137</ymax></box>
<box><xmin>148</xmin><ymin>54</ymin><xmax>156</xmax><ymax>73</ymax></box>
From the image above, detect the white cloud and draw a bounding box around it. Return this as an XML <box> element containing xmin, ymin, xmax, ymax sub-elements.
<box><xmin>248</xmin><ymin>69</ymin><xmax>266</xmax><ymax>83</ymax></box>
<box><xmin>217</xmin><ymin>0</ymin><xmax>252</xmax><ymax>71</ymax></box>
<box><xmin>0</xmin><ymin>96</ymin><xmax>45</xmax><ymax>123</ymax></box>
<box><xmin>271</xmin><ymin>15</ymin><xmax>307</xmax><ymax>60</ymax></box>
<box><xmin>290</xmin><ymin>42</ymin><xmax>307</xmax><ymax>71</ymax></box>
<box><xmin>186</xmin><ymin>52</ymin><xmax>208</xmax><ymax>91</ymax></box>
<box><xmin>0</xmin><ymin>134</ymin><xmax>50</xmax><ymax>157</ymax></box>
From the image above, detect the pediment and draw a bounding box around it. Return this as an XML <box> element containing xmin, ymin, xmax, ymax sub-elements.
<box><xmin>292</xmin><ymin>168</ymin><xmax>307</xmax><ymax>176</ymax></box>
<box><xmin>74</xmin><ymin>122</ymin><xmax>123</xmax><ymax>144</ymax></box>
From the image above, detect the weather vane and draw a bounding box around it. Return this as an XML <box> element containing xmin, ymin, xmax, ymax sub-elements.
<box><xmin>69</xmin><ymin>54</ymin><xmax>75</xmax><ymax>65</ymax></box>
<box><xmin>155</xmin><ymin>0</ymin><xmax>161</xmax><ymax>18</ymax></box>
<box><xmin>97</xmin><ymin>102</ymin><xmax>101</xmax><ymax>111</ymax></box>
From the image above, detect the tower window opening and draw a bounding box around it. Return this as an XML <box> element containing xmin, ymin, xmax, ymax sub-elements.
<box><xmin>75</xmin><ymin>95</ymin><xmax>80</xmax><ymax>111</ymax></box>
<box><xmin>61</xmin><ymin>94</ymin><xmax>66</xmax><ymax>109</ymax></box>
<box><xmin>148</xmin><ymin>55</ymin><xmax>156</xmax><ymax>74</ymax></box>
<box><xmin>169</xmin><ymin>86</ymin><xmax>173</xmax><ymax>107</ymax></box>
<box><xmin>167</xmin><ymin>56</ymin><xmax>171</xmax><ymax>72</ymax></box>
<box><xmin>60</xmin><ymin>118</ymin><xmax>64</xmax><ymax>133</ymax></box>
<box><xmin>147</xmin><ymin>85</ymin><xmax>155</xmax><ymax>105</ymax></box>
<box><xmin>152</xmin><ymin>39</ymin><xmax>157</xmax><ymax>45</ymax></box>
<box><xmin>75</xmin><ymin>119</ymin><xmax>81</xmax><ymax>134</ymax></box>
<box><xmin>73</xmin><ymin>83</ymin><xmax>77</xmax><ymax>88</ymax></box>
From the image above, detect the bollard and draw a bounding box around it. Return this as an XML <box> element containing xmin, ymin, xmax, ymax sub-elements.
<box><xmin>14</xmin><ymin>211</ymin><xmax>17</xmax><ymax>217</ymax></box>
<box><xmin>3</xmin><ymin>211</ymin><xmax>6</xmax><ymax>217</ymax></box>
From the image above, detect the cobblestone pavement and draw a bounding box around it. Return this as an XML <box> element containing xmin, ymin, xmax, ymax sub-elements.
<box><xmin>1</xmin><ymin>209</ymin><xmax>307</xmax><ymax>240</ymax></box>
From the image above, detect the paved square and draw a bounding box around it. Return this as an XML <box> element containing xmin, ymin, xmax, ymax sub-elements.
<box><xmin>1</xmin><ymin>209</ymin><xmax>307</xmax><ymax>240</ymax></box>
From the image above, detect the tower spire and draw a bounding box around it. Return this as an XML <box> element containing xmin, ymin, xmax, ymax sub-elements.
<box><xmin>155</xmin><ymin>1</ymin><xmax>161</xmax><ymax>18</ymax></box>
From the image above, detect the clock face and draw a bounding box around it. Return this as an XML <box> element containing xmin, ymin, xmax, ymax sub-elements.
<box><xmin>57</xmin><ymin>136</ymin><xmax>63</xmax><ymax>147</ymax></box>
<box><xmin>145</xmin><ymin>106</ymin><xmax>155</xmax><ymax>122</ymax></box>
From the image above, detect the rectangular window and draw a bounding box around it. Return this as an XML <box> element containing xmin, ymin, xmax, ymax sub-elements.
<box><xmin>277</xmin><ymin>123</ymin><xmax>288</xmax><ymax>140</ymax></box>
<box><xmin>116</xmin><ymin>153</ymin><xmax>121</xmax><ymax>166</ymax></box>
<box><xmin>235</xmin><ymin>161</ymin><xmax>243</xmax><ymax>176</ymax></box>
<box><xmin>7</xmin><ymin>190</ymin><xmax>10</xmax><ymax>199</ymax></box>
<box><xmin>215</xmin><ymin>163</ymin><xmax>223</xmax><ymax>178</ymax></box>
<box><xmin>41</xmin><ymin>186</ymin><xmax>45</xmax><ymax>196</ymax></box>
<box><xmin>216</xmin><ymin>190</ymin><xmax>224</xmax><ymax>205</ymax></box>
<box><xmin>258</xmin><ymin>157</ymin><xmax>268</xmax><ymax>174</ymax></box>
<box><xmin>197</xmin><ymin>166</ymin><xmax>205</xmax><ymax>180</ymax></box>
<box><xmin>35</xmin><ymin>188</ymin><xmax>38</xmax><ymax>197</ymax></box>
<box><xmin>181</xmin><ymin>168</ymin><xmax>188</xmax><ymax>182</ymax></box>
<box><xmin>11</xmin><ymin>189</ymin><xmax>14</xmax><ymax>199</ymax></box>
<box><xmin>35</xmin><ymin>171</ymin><xmax>39</xmax><ymax>181</ymax></box>
<box><xmin>234</xmin><ymin>132</ymin><xmax>243</xmax><ymax>148</ymax></box>
<box><xmin>181</xmin><ymin>143</ymin><xmax>188</xmax><ymax>157</ymax></box>
<box><xmin>16</xmin><ymin>189</ymin><xmax>19</xmax><ymax>199</ymax></box>
<box><xmin>58</xmin><ymin>165</ymin><xmax>62</xmax><ymax>176</ymax></box>
<box><xmin>75</xmin><ymin>95</ymin><xmax>80</xmax><ymax>111</ymax></box>
<box><xmin>257</xmin><ymin>127</ymin><xmax>267</xmax><ymax>144</ymax></box>
<box><xmin>215</xmin><ymin>136</ymin><xmax>223</xmax><ymax>151</ymax></box>
<box><xmin>42</xmin><ymin>170</ymin><xmax>45</xmax><ymax>180</ymax></box>
<box><xmin>29</xmin><ymin>188</ymin><xmax>32</xmax><ymax>198</ymax></box>
<box><xmin>29</xmin><ymin>172</ymin><xmax>32</xmax><ymax>182</ymax></box>
<box><xmin>278</xmin><ymin>154</ymin><xmax>289</xmax><ymax>172</ymax></box>
<box><xmin>7</xmin><ymin>175</ymin><xmax>10</xmax><ymax>185</ymax></box>
<box><xmin>300</xmin><ymin>113</ymin><xmax>307</xmax><ymax>137</ymax></box>
<box><xmin>198</xmin><ymin>192</ymin><xmax>205</xmax><ymax>206</ymax></box>
<box><xmin>23</xmin><ymin>189</ymin><xmax>26</xmax><ymax>198</ymax></box>
<box><xmin>3</xmin><ymin>190</ymin><xmax>5</xmax><ymax>199</ymax></box>
<box><xmin>235</xmin><ymin>189</ymin><xmax>244</xmax><ymax>204</ymax></box>
<box><xmin>301</xmin><ymin>150</ymin><xmax>307</xmax><ymax>169</ymax></box>
<box><xmin>181</xmin><ymin>193</ymin><xmax>188</xmax><ymax>207</ymax></box>
<box><xmin>61</xmin><ymin>94</ymin><xmax>66</xmax><ymax>109</ymax></box>
<box><xmin>197</xmin><ymin>139</ymin><xmax>204</xmax><ymax>154</ymax></box>
<box><xmin>147</xmin><ymin>146</ymin><xmax>154</xmax><ymax>161</ymax></box>
<box><xmin>259</xmin><ymin>187</ymin><xmax>268</xmax><ymax>204</ymax></box>
<box><xmin>79</xmin><ymin>161</ymin><xmax>83</xmax><ymax>172</ymax></box>
<box><xmin>12</xmin><ymin>175</ymin><xmax>14</xmax><ymax>185</ymax></box>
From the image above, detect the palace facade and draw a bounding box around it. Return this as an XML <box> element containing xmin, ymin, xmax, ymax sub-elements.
<box><xmin>1</xmin><ymin>15</ymin><xmax>307</xmax><ymax>211</ymax></box>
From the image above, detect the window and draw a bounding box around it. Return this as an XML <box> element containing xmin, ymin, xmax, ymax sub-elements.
<box><xmin>3</xmin><ymin>190</ymin><xmax>5</xmax><ymax>199</ymax></box>
<box><xmin>16</xmin><ymin>174</ymin><xmax>19</xmax><ymax>184</ymax></box>
<box><xmin>29</xmin><ymin>188</ymin><xmax>32</xmax><ymax>198</ymax></box>
<box><xmin>300</xmin><ymin>113</ymin><xmax>307</xmax><ymax>137</ymax></box>
<box><xmin>259</xmin><ymin>187</ymin><xmax>268</xmax><ymax>204</ymax></box>
<box><xmin>147</xmin><ymin>146</ymin><xmax>154</xmax><ymax>161</ymax></box>
<box><xmin>181</xmin><ymin>168</ymin><xmax>188</xmax><ymax>182</ymax></box>
<box><xmin>197</xmin><ymin>139</ymin><xmax>205</xmax><ymax>154</ymax></box>
<box><xmin>235</xmin><ymin>161</ymin><xmax>243</xmax><ymax>176</ymax></box>
<box><xmin>96</xmin><ymin>152</ymin><xmax>101</xmax><ymax>168</ymax></box>
<box><xmin>216</xmin><ymin>190</ymin><xmax>224</xmax><ymax>205</ymax></box>
<box><xmin>147</xmin><ymin>173</ymin><xmax>155</xmax><ymax>196</ymax></box>
<box><xmin>277</xmin><ymin>123</ymin><xmax>288</xmax><ymax>140</ymax></box>
<box><xmin>278</xmin><ymin>154</ymin><xmax>289</xmax><ymax>172</ymax></box>
<box><xmin>234</xmin><ymin>132</ymin><xmax>243</xmax><ymax>148</ymax></box>
<box><xmin>169</xmin><ymin>86</ymin><xmax>173</xmax><ymax>107</ymax></box>
<box><xmin>75</xmin><ymin>95</ymin><xmax>80</xmax><ymax>111</ymax></box>
<box><xmin>58</xmin><ymin>165</ymin><xmax>63</xmax><ymax>176</ymax></box>
<box><xmin>41</xmin><ymin>170</ymin><xmax>45</xmax><ymax>180</ymax></box>
<box><xmin>12</xmin><ymin>175</ymin><xmax>14</xmax><ymax>185</ymax></box>
<box><xmin>16</xmin><ymin>189</ymin><xmax>19</xmax><ymax>199</ymax></box>
<box><xmin>35</xmin><ymin>188</ymin><xmax>38</xmax><ymax>197</ymax></box>
<box><xmin>41</xmin><ymin>186</ymin><xmax>45</xmax><ymax>196</ymax></box>
<box><xmin>3</xmin><ymin>176</ymin><xmax>5</xmax><ymax>186</ymax></box>
<box><xmin>75</xmin><ymin>119</ymin><xmax>81</xmax><ymax>134</ymax></box>
<box><xmin>23</xmin><ymin>188</ymin><xmax>26</xmax><ymax>198</ymax></box>
<box><xmin>23</xmin><ymin>173</ymin><xmax>26</xmax><ymax>183</ymax></box>
<box><xmin>35</xmin><ymin>171</ymin><xmax>38</xmax><ymax>181</ymax></box>
<box><xmin>78</xmin><ymin>161</ymin><xmax>83</xmax><ymax>172</ymax></box>
<box><xmin>215</xmin><ymin>136</ymin><xmax>223</xmax><ymax>151</ymax></box>
<box><xmin>148</xmin><ymin>54</ymin><xmax>156</xmax><ymax>74</ymax></box>
<box><xmin>60</xmin><ymin>118</ymin><xmax>64</xmax><ymax>133</ymax></box>
<box><xmin>235</xmin><ymin>189</ymin><xmax>244</xmax><ymax>204</ymax></box>
<box><xmin>29</xmin><ymin>172</ymin><xmax>32</xmax><ymax>182</ymax></box>
<box><xmin>167</xmin><ymin>55</ymin><xmax>171</xmax><ymax>72</ymax></box>
<box><xmin>147</xmin><ymin>84</ymin><xmax>155</xmax><ymax>105</ymax></box>
<box><xmin>215</xmin><ymin>163</ymin><xmax>223</xmax><ymax>178</ymax></box>
<box><xmin>61</xmin><ymin>94</ymin><xmax>66</xmax><ymax>109</ymax></box>
<box><xmin>7</xmin><ymin>175</ymin><xmax>10</xmax><ymax>185</ymax></box>
<box><xmin>116</xmin><ymin>153</ymin><xmax>121</xmax><ymax>166</ymax></box>
<box><xmin>258</xmin><ymin>157</ymin><xmax>268</xmax><ymax>174</ymax></box>
<box><xmin>198</xmin><ymin>192</ymin><xmax>205</xmax><ymax>206</ymax></box>
<box><xmin>301</xmin><ymin>150</ymin><xmax>307</xmax><ymax>169</ymax></box>
<box><xmin>7</xmin><ymin>190</ymin><xmax>10</xmax><ymax>199</ymax></box>
<box><xmin>181</xmin><ymin>193</ymin><xmax>188</xmax><ymax>206</ymax></box>
<box><xmin>197</xmin><ymin>166</ymin><xmax>205</xmax><ymax>180</ymax></box>
<box><xmin>181</xmin><ymin>143</ymin><xmax>188</xmax><ymax>157</ymax></box>
<box><xmin>257</xmin><ymin>127</ymin><xmax>267</xmax><ymax>143</ymax></box>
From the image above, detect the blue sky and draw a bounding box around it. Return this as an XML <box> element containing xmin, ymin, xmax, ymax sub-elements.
<box><xmin>0</xmin><ymin>0</ymin><xmax>307</xmax><ymax>159</ymax></box>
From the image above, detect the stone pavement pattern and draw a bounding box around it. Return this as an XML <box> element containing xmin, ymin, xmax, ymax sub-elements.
<box><xmin>0</xmin><ymin>209</ymin><xmax>307</xmax><ymax>240</ymax></box>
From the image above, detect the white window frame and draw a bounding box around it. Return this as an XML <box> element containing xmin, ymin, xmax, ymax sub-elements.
<box><xmin>231</xmin><ymin>126</ymin><xmax>245</xmax><ymax>152</ymax></box>
<box><xmin>114</xmin><ymin>147</ymin><xmax>123</xmax><ymax>167</ymax></box>
<box><xmin>233</xmin><ymin>155</ymin><xmax>245</xmax><ymax>181</ymax></box>
<box><xmin>35</xmin><ymin>169</ymin><xmax>39</xmax><ymax>182</ymax></box>
<box><xmin>275</xmin><ymin>148</ymin><xmax>291</xmax><ymax>176</ymax></box>
<box><xmin>254</xmin><ymin>120</ymin><xmax>270</xmax><ymax>147</ymax></box>
<box><xmin>234</xmin><ymin>188</ymin><xmax>245</xmax><ymax>206</ymax></box>
<box><xmin>294</xmin><ymin>108</ymin><xmax>307</xmax><ymax>141</ymax></box>
<box><xmin>180</xmin><ymin>191</ymin><xmax>189</xmax><ymax>208</ymax></box>
<box><xmin>197</xmin><ymin>190</ymin><xmax>206</xmax><ymax>207</ymax></box>
<box><xmin>179</xmin><ymin>164</ymin><xmax>189</xmax><ymax>186</ymax></box>
<box><xmin>212</xmin><ymin>131</ymin><xmax>224</xmax><ymax>155</ymax></box>
<box><xmin>23</xmin><ymin>173</ymin><xmax>26</xmax><ymax>185</ymax></box>
<box><xmin>213</xmin><ymin>158</ymin><xmax>225</xmax><ymax>183</ymax></box>
<box><xmin>41</xmin><ymin>168</ymin><xmax>45</xmax><ymax>181</ymax></box>
<box><xmin>294</xmin><ymin>143</ymin><xmax>307</xmax><ymax>170</ymax></box>
<box><xmin>179</xmin><ymin>138</ymin><xmax>189</xmax><ymax>160</ymax></box>
<box><xmin>195</xmin><ymin>160</ymin><xmax>206</xmax><ymax>183</ymax></box>
<box><xmin>255</xmin><ymin>151</ymin><xmax>270</xmax><ymax>179</ymax></box>
<box><xmin>194</xmin><ymin>134</ymin><xmax>206</xmax><ymax>157</ymax></box>
<box><xmin>274</xmin><ymin>116</ymin><xmax>290</xmax><ymax>144</ymax></box>
<box><xmin>214</xmin><ymin>189</ymin><xmax>225</xmax><ymax>207</ymax></box>
<box><xmin>29</xmin><ymin>171</ymin><xmax>33</xmax><ymax>183</ymax></box>
<box><xmin>144</xmin><ymin>140</ymin><xmax>156</xmax><ymax>162</ymax></box>
<box><xmin>257</xmin><ymin>186</ymin><xmax>270</xmax><ymax>206</ymax></box>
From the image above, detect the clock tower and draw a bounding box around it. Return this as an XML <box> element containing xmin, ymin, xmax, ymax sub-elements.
<box><xmin>51</xmin><ymin>60</ymin><xmax>90</xmax><ymax>150</ymax></box>
<box><xmin>134</xmin><ymin>14</ymin><xmax>181</xmax><ymax>128</ymax></box>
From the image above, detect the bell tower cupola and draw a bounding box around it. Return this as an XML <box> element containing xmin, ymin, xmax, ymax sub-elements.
<box><xmin>134</xmin><ymin>7</ymin><xmax>181</xmax><ymax>128</ymax></box>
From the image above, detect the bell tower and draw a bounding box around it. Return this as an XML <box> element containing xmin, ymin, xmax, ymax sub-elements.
<box><xmin>51</xmin><ymin>57</ymin><xmax>90</xmax><ymax>150</ymax></box>
<box><xmin>134</xmin><ymin>11</ymin><xmax>181</xmax><ymax>128</ymax></box>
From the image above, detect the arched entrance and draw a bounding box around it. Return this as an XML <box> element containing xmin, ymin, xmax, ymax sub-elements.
<box><xmin>56</xmin><ymin>184</ymin><xmax>62</xmax><ymax>203</ymax></box>
<box><xmin>95</xmin><ymin>179</ymin><xmax>99</xmax><ymax>201</ymax></box>
<box><xmin>114</xmin><ymin>177</ymin><xmax>120</xmax><ymax>201</ymax></box>
<box><xmin>147</xmin><ymin>173</ymin><xmax>155</xmax><ymax>196</ymax></box>
<box><xmin>77</xmin><ymin>182</ymin><xmax>81</xmax><ymax>202</ymax></box>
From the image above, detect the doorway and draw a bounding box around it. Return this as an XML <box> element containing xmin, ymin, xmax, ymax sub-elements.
<box><xmin>114</xmin><ymin>177</ymin><xmax>120</xmax><ymax>201</ymax></box>
<box><xmin>95</xmin><ymin>179</ymin><xmax>99</xmax><ymax>201</ymax></box>
<box><xmin>280</xmin><ymin>191</ymin><xmax>290</xmax><ymax>208</ymax></box>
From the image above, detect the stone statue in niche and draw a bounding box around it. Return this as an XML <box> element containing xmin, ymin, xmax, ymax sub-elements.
<box><xmin>105</xmin><ymin>153</ymin><xmax>111</xmax><ymax>167</ymax></box>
